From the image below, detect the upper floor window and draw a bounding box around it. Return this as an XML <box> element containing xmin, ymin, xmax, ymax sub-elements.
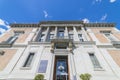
<box><xmin>100</xmin><ymin>31</ymin><xmax>115</xmax><ymax>41</ymax></box>
<box><xmin>5</xmin><ymin>31</ymin><xmax>24</xmax><ymax>44</ymax></box>
<box><xmin>69</xmin><ymin>34</ymin><xmax>73</xmax><ymax>39</ymax></box>
<box><xmin>50</xmin><ymin>34</ymin><xmax>54</xmax><ymax>39</ymax></box>
<box><xmin>58</xmin><ymin>31</ymin><xmax>64</xmax><ymax>37</ymax></box>
<box><xmin>42</xmin><ymin>27</ymin><xmax>47</xmax><ymax>32</ymax></box>
<box><xmin>58</xmin><ymin>27</ymin><xmax>65</xmax><ymax>38</ymax></box>
<box><xmin>78</xmin><ymin>34</ymin><xmax>84</xmax><ymax>42</ymax></box>
<box><xmin>47</xmin><ymin>34</ymin><xmax>54</xmax><ymax>41</ymax></box>
<box><xmin>39</xmin><ymin>34</ymin><xmax>45</xmax><ymax>42</ymax></box>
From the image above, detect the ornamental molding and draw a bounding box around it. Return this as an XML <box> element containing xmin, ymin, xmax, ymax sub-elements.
<box><xmin>40</xmin><ymin>24</ymin><xmax>83</xmax><ymax>27</ymax></box>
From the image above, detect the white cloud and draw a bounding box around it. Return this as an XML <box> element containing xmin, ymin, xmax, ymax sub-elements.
<box><xmin>0</xmin><ymin>19</ymin><xmax>10</xmax><ymax>29</ymax></box>
<box><xmin>43</xmin><ymin>10</ymin><xmax>52</xmax><ymax>18</ymax></box>
<box><xmin>0</xmin><ymin>19</ymin><xmax>6</xmax><ymax>26</ymax></box>
<box><xmin>110</xmin><ymin>0</ymin><xmax>116</xmax><ymax>3</ymax></box>
<box><xmin>92</xmin><ymin>0</ymin><xmax>102</xmax><ymax>4</ymax></box>
<box><xmin>0</xmin><ymin>18</ymin><xmax>10</xmax><ymax>35</ymax></box>
<box><xmin>82</xmin><ymin>18</ymin><xmax>90</xmax><ymax>23</ymax></box>
<box><xmin>101</xmin><ymin>14</ymin><xmax>107</xmax><ymax>21</ymax></box>
<box><xmin>6</xmin><ymin>25</ymin><xmax>10</xmax><ymax>29</ymax></box>
<box><xmin>0</xmin><ymin>28</ymin><xmax>6</xmax><ymax>33</ymax></box>
<box><xmin>43</xmin><ymin>10</ymin><xmax>48</xmax><ymax>18</ymax></box>
<box><xmin>96</xmin><ymin>0</ymin><xmax>102</xmax><ymax>2</ymax></box>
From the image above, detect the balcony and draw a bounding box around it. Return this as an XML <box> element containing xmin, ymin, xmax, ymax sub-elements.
<box><xmin>51</xmin><ymin>36</ymin><xmax>73</xmax><ymax>43</ymax></box>
<box><xmin>111</xmin><ymin>41</ymin><xmax>120</xmax><ymax>48</ymax></box>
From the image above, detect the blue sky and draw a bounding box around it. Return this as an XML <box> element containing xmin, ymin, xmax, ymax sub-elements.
<box><xmin>0</xmin><ymin>0</ymin><xmax>120</xmax><ymax>34</ymax></box>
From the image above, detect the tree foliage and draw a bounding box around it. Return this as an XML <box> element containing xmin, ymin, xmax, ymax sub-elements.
<box><xmin>80</xmin><ymin>73</ymin><xmax>91</xmax><ymax>80</ymax></box>
<box><xmin>34</xmin><ymin>74</ymin><xmax>44</xmax><ymax>80</ymax></box>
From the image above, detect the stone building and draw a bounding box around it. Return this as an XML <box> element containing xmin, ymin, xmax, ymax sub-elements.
<box><xmin>0</xmin><ymin>21</ymin><xmax>120</xmax><ymax>80</ymax></box>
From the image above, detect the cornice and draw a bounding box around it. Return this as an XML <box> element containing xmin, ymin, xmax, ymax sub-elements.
<box><xmin>10</xmin><ymin>21</ymin><xmax>116</xmax><ymax>28</ymax></box>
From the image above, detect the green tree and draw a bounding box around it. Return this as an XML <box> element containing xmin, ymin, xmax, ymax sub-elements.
<box><xmin>80</xmin><ymin>73</ymin><xmax>91</xmax><ymax>80</ymax></box>
<box><xmin>34</xmin><ymin>74</ymin><xmax>44</xmax><ymax>80</ymax></box>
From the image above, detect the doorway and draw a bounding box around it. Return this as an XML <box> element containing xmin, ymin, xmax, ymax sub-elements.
<box><xmin>53</xmin><ymin>56</ymin><xmax>69</xmax><ymax>80</ymax></box>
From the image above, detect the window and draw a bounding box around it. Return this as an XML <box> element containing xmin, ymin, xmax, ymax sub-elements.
<box><xmin>50</xmin><ymin>34</ymin><xmax>54</xmax><ymax>39</ymax></box>
<box><xmin>58</xmin><ymin>31</ymin><xmax>64</xmax><ymax>37</ymax></box>
<box><xmin>23</xmin><ymin>53</ymin><xmax>35</xmax><ymax>67</ymax></box>
<box><xmin>100</xmin><ymin>31</ymin><xmax>115</xmax><ymax>41</ymax></box>
<box><xmin>6</xmin><ymin>33</ymin><xmax>18</xmax><ymax>44</ymax></box>
<box><xmin>104</xmin><ymin>33</ymin><xmax>115</xmax><ymax>41</ymax></box>
<box><xmin>5</xmin><ymin>31</ymin><xmax>23</xmax><ymax>44</ymax></box>
<box><xmin>39</xmin><ymin>34</ymin><xmax>45</xmax><ymax>42</ymax></box>
<box><xmin>78</xmin><ymin>34</ymin><xmax>84</xmax><ymax>42</ymax></box>
<box><xmin>89</xmin><ymin>53</ymin><xmax>101</xmax><ymax>68</ymax></box>
<box><xmin>38</xmin><ymin>60</ymin><xmax>48</xmax><ymax>73</ymax></box>
<box><xmin>69</xmin><ymin>34</ymin><xmax>73</xmax><ymax>39</ymax></box>
<box><xmin>47</xmin><ymin>34</ymin><xmax>54</xmax><ymax>42</ymax></box>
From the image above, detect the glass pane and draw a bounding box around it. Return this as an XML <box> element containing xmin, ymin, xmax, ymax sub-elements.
<box><xmin>69</xmin><ymin>34</ymin><xmax>73</xmax><ymax>39</ymax></box>
<box><xmin>89</xmin><ymin>54</ymin><xmax>101</xmax><ymax>68</ymax></box>
<box><xmin>105</xmin><ymin>34</ymin><xmax>115</xmax><ymax>41</ymax></box>
<box><xmin>6</xmin><ymin>35</ymin><xmax>18</xmax><ymax>44</ymax></box>
<box><xmin>39</xmin><ymin>34</ymin><xmax>45</xmax><ymax>42</ymax></box>
<box><xmin>56</xmin><ymin>59</ymin><xmax>68</xmax><ymax>80</ymax></box>
<box><xmin>58</xmin><ymin>31</ymin><xmax>64</xmax><ymax>38</ymax></box>
<box><xmin>23</xmin><ymin>53</ymin><xmax>34</xmax><ymax>67</ymax></box>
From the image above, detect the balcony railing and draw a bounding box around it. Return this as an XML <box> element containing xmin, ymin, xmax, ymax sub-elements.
<box><xmin>51</xmin><ymin>36</ymin><xmax>73</xmax><ymax>42</ymax></box>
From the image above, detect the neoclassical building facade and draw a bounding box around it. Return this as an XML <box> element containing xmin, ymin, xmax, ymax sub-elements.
<box><xmin>0</xmin><ymin>21</ymin><xmax>120</xmax><ymax>80</ymax></box>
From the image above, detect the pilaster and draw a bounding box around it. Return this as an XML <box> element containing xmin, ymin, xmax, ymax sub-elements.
<box><xmin>44</xmin><ymin>27</ymin><xmax>50</xmax><ymax>42</ymax></box>
<box><xmin>64</xmin><ymin>27</ymin><xmax>68</xmax><ymax>37</ymax></box>
<box><xmin>73</xmin><ymin>26</ymin><xmax>79</xmax><ymax>41</ymax></box>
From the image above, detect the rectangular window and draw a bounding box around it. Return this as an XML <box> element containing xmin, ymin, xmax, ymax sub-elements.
<box><xmin>104</xmin><ymin>33</ymin><xmax>115</xmax><ymax>41</ymax></box>
<box><xmin>47</xmin><ymin>34</ymin><xmax>54</xmax><ymax>42</ymax></box>
<box><xmin>39</xmin><ymin>34</ymin><xmax>45</xmax><ymax>42</ymax></box>
<box><xmin>23</xmin><ymin>53</ymin><xmax>35</xmax><ymax>67</ymax></box>
<box><xmin>5</xmin><ymin>31</ymin><xmax>23</xmax><ymax>44</ymax></box>
<box><xmin>38</xmin><ymin>60</ymin><xmax>48</xmax><ymax>73</ymax></box>
<box><xmin>100</xmin><ymin>30</ymin><xmax>115</xmax><ymax>41</ymax></box>
<box><xmin>78</xmin><ymin>34</ymin><xmax>84</xmax><ymax>42</ymax></box>
<box><xmin>6</xmin><ymin>34</ymin><xmax>18</xmax><ymax>44</ymax></box>
<box><xmin>58</xmin><ymin>31</ymin><xmax>64</xmax><ymax>37</ymax></box>
<box><xmin>50</xmin><ymin>34</ymin><xmax>54</xmax><ymax>39</ymax></box>
<box><xmin>69</xmin><ymin>34</ymin><xmax>73</xmax><ymax>39</ymax></box>
<box><xmin>89</xmin><ymin>53</ymin><xmax>101</xmax><ymax>68</ymax></box>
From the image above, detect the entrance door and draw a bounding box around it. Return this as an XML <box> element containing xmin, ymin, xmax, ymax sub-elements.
<box><xmin>53</xmin><ymin>56</ymin><xmax>69</xmax><ymax>80</ymax></box>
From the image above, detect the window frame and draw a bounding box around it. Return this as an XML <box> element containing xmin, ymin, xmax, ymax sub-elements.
<box><xmin>22</xmin><ymin>52</ymin><xmax>35</xmax><ymax>69</ymax></box>
<box><xmin>88</xmin><ymin>53</ymin><xmax>102</xmax><ymax>69</ymax></box>
<box><xmin>78</xmin><ymin>34</ymin><xmax>84</xmax><ymax>42</ymax></box>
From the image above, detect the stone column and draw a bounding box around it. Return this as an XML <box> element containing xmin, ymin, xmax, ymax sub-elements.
<box><xmin>73</xmin><ymin>26</ymin><xmax>79</xmax><ymax>41</ymax></box>
<box><xmin>44</xmin><ymin>27</ymin><xmax>50</xmax><ymax>42</ymax></box>
<box><xmin>81</xmin><ymin>27</ymin><xmax>90</xmax><ymax>41</ymax></box>
<box><xmin>64</xmin><ymin>26</ymin><xmax>68</xmax><ymax>38</ymax></box>
<box><xmin>54</xmin><ymin>26</ymin><xmax>58</xmax><ymax>38</ymax></box>
<box><xmin>35</xmin><ymin>27</ymin><xmax>42</xmax><ymax>41</ymax></box>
